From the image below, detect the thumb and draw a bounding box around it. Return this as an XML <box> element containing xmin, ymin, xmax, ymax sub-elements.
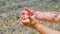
<box><xmin>30</xmin><ymin>15</ymin><xmax>39</xmax><ymax>25</ymax></box>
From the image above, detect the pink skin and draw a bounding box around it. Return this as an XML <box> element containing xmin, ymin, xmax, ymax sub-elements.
<box><xmin>20</xmin><ymin>7</ymin><xmax>60</xmax><ymax>26</ymax></box>
<box><xmin>20</xmin><ymin>7</ymin><xmax>34</xmax><ymax>26</ymax></box>
<box><xmin>20</xmin><ymin>7</ymin><xmax>60</xmax><ymax>34</ymax></box>
<box><xmin>35</xmin><ymin>12</ymin><xmax>60</xmax><ymax>23</ymax></box>
<box><xmin>20</xmin><ymin>14</ymin><xmax>30</xmax><ymax>26</ymax></box>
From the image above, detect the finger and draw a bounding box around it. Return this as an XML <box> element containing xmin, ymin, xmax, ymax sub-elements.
<box><xmin>24</xmin><ymin>7</ymin><xmax>31</xmax><ymax>12</ymax></box>
<box><xmin>21</xmin><ymin>15</ymin><xmax>30</xmax><ymax>19</ymax></box>
<box><xmin>21</xmin><ymin>18</ymin><xmax>30</xmax><ymax>23</ymax></box>
<box><xmin>20</xmin><ymin>16</ymin><xmax>30</xmax><ymax>23</ymax></box>
<box><xmin>20</xmin><ymin>18</ymin><xmax>30</xmax><ymax>26</ymax></box>
<box><xmin>20</xmin><ymin>11</ymin><xmax>25</xmax><ymax>15</ymax></box>
<box><xmin>20</xmin><ymin>11</ymin><xmax>28</xmax><ymax>15</ymax></box>
<box><xmin>24</xmin><ymin>7</ymin><xmax>34</xmax><ymax>16</ymax></box>
<box><xmin>20</xmin><ymin>15</ymin><xmax>30</xmax><ymax>26</ymax></box>
<box><xmin>20</xmin><ymin>15</ymin><xmax>26</xmax><ymax>20</ymax></box>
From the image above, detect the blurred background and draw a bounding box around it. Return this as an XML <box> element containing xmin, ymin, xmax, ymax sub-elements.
<box><xmin>0</xmin><ymin>0</ymin><xmax>60</xmax><ymax>34</ymax></box>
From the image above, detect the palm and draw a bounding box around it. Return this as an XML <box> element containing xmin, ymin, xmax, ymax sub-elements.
<box><xmin>20</xmin><ymin>7</ymin><xmax>35</xmax><ymax>27</ymax></box>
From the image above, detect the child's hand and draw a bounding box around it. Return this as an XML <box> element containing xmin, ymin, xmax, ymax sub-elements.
<box><xmin>20</xmin><ymin>7</ymin><xmax>33</xmax><ymax>26</ymax></box>
<box><xmin>20</xmin><ymin>7</ymin><xmax>39</xmax><ymax>27</ymax></box>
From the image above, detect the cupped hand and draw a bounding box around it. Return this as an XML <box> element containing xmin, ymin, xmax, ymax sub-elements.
<box><xmin>20</xmin><ymin>7</ymin><xmax>39</xmax><ymax>27</ymax></box>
